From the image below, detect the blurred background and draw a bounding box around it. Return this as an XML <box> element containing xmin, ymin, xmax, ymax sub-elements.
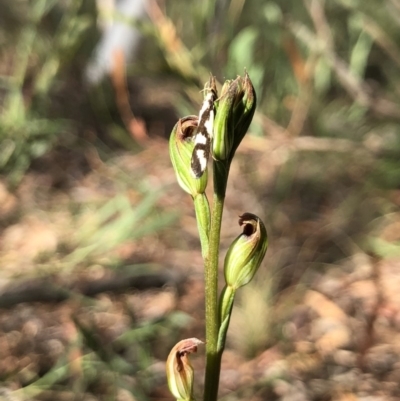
<box><xmin>1</xmin><ymin>0</ymin><xmax>400</xmax><ymax>400</ymax></box>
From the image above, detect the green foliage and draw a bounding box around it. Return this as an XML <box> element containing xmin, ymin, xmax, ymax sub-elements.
<box><xmin>56</xmin><ymin>187</ymin><xmax>177</xmax><ymax>271</ymax></box>
<box><xmin>0</xmin><ymin>0</ymin><xmax>92</xmax><ymax>183</ymax></box>
<box><xmin>68</xmin><ymin>192</ymin><xmax>174</xmax><ymax>264</ymax></box>
<box><xmin>227</xmin><ymin>27</ymin><xmax>263</xmax><ymax>90</ymax></box>
<box><xmin>156</xmin><ymin>0</ymin><xmax>400</xmax><ymax>139</ymax></box>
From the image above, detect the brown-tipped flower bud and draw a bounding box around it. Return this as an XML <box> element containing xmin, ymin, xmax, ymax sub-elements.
<box><xmin>224</xmin><ymin>213</ymin><xmax>268</xmax><ymax>290</ymax></box>
<box><xmin>231</xmin><ymin>71</ymin><xmax>257</xmax><ymax>156</ymax></box>
<box><xmin>212</xmin><ymin>72</ymin><xmax>256</xmax><ymax>163</ymax></box>
<box><xmin>169</xmin><ymin>116</ymin><xmax>208</xmax><ymax>196</ymax></box>
<box><xmin>166</xmin><ymin>338</ymin><xmax>203</xmax><ymax>401</ymax></box>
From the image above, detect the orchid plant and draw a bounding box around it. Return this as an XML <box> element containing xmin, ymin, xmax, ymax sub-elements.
<box><xmin>167</xmin><ymin>72</ymin><xmax>268</xmax><ymax>401</ymax></box>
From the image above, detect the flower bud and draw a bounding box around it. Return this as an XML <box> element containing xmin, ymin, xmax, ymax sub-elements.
<box><xmin>224</xmin><ymin>213</ymin><xmax>268</xmax><ymax>289</ymax></box>
<box><xmin>212</xmin><ymin>72</ymin><xmax>256</xmax><ymax>162</ymax></box>
<box><xmin>169</xmin><ymin>116</ymin><xmax>208</xmax><ymax>196</ymax></box>
<box><xmin>166</xmin><ymin>338</ymin><xmax>203</xmax><ymax>401</ymax></box>
<box><xmin>231</xmin><ymin>72</ymin><xmax>257</xmax><ymax>156</ymax></box>
<box><xmin>212</xmin><ymin>77</ymin><xmax>242</xmax><ymax>161</ymax></box>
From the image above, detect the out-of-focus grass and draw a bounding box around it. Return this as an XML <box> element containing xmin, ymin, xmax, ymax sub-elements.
<box><xmin>63</xmin><ymin>190</ymin><xmax>177</xmax><ymax>270</ymax></box>
<box><xmin>0</xmin><ymin>0</ymin><xmax>95</xmax><ymax>184</ymax></box>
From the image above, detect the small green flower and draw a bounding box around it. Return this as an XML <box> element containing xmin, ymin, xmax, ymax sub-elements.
<box><xmin>166</xmin><ymin>338</ymin><xmax>203</xmax><ymax>401</ymax></box>
<box><xmin>169</xmin><ymin>116</ymin><xmax>208</xmax><ymax>196</ymax></box>
<box><xmin>212</xmin><ymin>72</ymin><xmax>256</xmax><ymax>162</ymax></box>
<box><xmin>224</xmin><ymin>213</ymin><xmax>268</xmax><ymax>290</ymax></box>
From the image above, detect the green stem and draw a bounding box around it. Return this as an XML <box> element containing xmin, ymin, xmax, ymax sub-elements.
<box><xmin>217</xmin><ymin>285</ymin><xmax>236</xmax><ymax>353</ymax></box>
<box><xmin>193</xmin><ymin>193</ymin><xmax>211</xmax><ymax>259</ymax></box>
<box><xmin>203</xmin><ymin>161</ymin><xmax>230</xmax><ymax>401</ymax></box>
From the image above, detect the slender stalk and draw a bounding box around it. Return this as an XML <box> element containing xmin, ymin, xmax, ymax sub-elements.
<box><xmin>193</xmin><ymin>194</ymin><xmax>211</xmax><ymax>259</ymax></box>
<box><xmin>203</xmin><ymin>161</ymin><xmax>230</xmax><ymax>401</ymax></box>
<box><xmin>217</xmin><ymin>285</ymin><xmax>236</xmax><ymax>353</ymax></box>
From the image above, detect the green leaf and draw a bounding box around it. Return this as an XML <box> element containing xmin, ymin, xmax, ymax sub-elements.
<box><xmin>228</xmin><ymin>27</ymin><xmax>258</xmax><ymax>75</ymax></box>
<box><xmin>314</xmin><ymin>57</ymin><xmax>332</xmax><ymax>94</ymax></box>
<box><xmin>349</xmin><ymin>30</ymin><xmax>373</xmax><ymax>78</ymax></box>
<box><xmin>368</xmin><ymin>237</ymin><xmax>400</xmax><ymax>259</ymax></box>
